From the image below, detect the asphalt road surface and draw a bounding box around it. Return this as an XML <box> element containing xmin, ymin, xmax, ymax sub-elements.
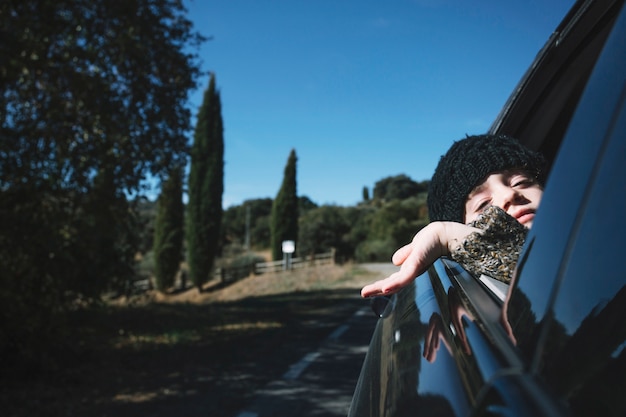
<box><xmin>232</xmin><ymin>263</ymin><xmax>399</xmax><ymax>417</ymax></box>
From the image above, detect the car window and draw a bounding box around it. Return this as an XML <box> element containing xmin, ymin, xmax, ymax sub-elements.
<box><xmin>502</xmin><ymin>3</ymin><xmax>626</xmax><ymax>414</ymax></box>
<box><xmin>489</xmin><ymin>0</ymin><xmax>625</xmax><ymax>340</ymax></box>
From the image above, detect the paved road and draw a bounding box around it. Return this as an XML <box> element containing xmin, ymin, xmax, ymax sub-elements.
<box><xmin>233</xmin><ymin>263</ymin><xmax>398</xmax><ymax>417</ymax></box>
<box><xmin>359</xmin><ymin>262</ymin><xmax>400</xmax><ymax>277</ymax></box>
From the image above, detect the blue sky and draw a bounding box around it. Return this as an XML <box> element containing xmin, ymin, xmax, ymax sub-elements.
<box><xmin>184</xmin><ymin>0</ymin><xmax>575</xmax><ymax>208</ymax></box>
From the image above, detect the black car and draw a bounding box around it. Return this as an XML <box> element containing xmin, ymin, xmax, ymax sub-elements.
<box><xmin>349</xmin><ymin>0</ymin><xmax>626</xmax><ymax>416</ymax></box>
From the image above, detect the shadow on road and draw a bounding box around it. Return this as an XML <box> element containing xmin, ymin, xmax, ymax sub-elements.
<box><xmin>3</xmin><ymin>285</ymin><xmax>377</xmax><ymax>417</ymax></box>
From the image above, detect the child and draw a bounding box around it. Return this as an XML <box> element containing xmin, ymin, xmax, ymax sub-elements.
<box><xmin>361</xmin><ymin>134</ymin><xmax>546</xmax><ymax>298</ymax></box>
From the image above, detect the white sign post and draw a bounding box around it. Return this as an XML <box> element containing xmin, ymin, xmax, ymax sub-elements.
<box><xmin>282</xmin><ymin>240</ymin><xmax>295</xmax><ymax>270</ymax></box>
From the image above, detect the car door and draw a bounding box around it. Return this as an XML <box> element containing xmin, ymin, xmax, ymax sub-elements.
<box><xmin>474</xmin><ymin>2</ymin><xmax>626</xmax><ymax>415</ymax></box>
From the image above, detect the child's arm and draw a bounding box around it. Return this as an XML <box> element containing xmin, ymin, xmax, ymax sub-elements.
<box><xmin>360</xmin><ymin>221</ymin><xmax>481</xmax><ymax>298</ymax></box>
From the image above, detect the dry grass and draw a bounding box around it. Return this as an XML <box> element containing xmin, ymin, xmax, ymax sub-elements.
<box><xmin>2</xmin><ymin>263</ymin><xmax>381</xmax><ymax>417</ymax></box>
<box><xmin>126</xmin><ymin>262</ymin><xmax>375</xmax><ymax>305</ymax></box>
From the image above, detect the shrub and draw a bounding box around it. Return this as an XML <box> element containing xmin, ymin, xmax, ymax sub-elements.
<box><xmin>223</xmin><ymin>253</ymin><xmax>266</xmax><ymax>282</ymax></box>
<box><xmin>355</xmin><ymin>239</ymin><xmax>396</xmax><ymax>263</ymax></box>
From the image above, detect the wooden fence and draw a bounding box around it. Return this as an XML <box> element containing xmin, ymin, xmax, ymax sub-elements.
<box><xmin>128</xmin><ymin>250</ymin><xmax>336</xmax><ymax>292</ymax></box>
<box><xmin>254</xmin><ymin>251</ymin><xmax>335</xmax><ymax>274</ymax></box>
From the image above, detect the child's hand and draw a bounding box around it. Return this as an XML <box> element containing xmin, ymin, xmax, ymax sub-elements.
<box><xmin>360</xmin><ymin>222</ymin><xmax>481</xmax><ymax>298</ymax></box>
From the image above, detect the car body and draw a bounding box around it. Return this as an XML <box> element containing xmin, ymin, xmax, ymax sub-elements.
<box><xmin>348</xmin><ymin>0</ymin><xmax>626</xmax><ymax>416</ymax></box>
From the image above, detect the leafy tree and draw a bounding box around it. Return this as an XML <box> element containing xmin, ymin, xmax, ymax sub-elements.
<box><xmin>355</xmin><ymin>238</ymin><xmax>396</xmax><ymax>263</ymax></box>
<box><xmin>153</xmin><ymin>168</ymin><xmax>184</xmax><ymax>292</ymax></box>
<box><xmin>222</xmin><ymin>198</ymin><xmax>273</xmax><ymax>249</ymax></box>
<box><xmin>298</xmin><ymin>196</ymin><xmax>318</xmax><ymax>214</ymax></box>
<box><xmin>187</xmin><ymin>74</ymin><xmax>224</xmax><ymax>291</ymax></box>
<box><xmin>270</xmin><ymin>149</ymin><xmax>298</xmax><ymax>260</ymax></box>
<box><xmin>135</xmin><ymin>197</ymin><xmax>158</xmax><ymax>255</ymax></box>
<box><xmin>1</xmin><ymin>0</ymin><xmax>203</xmax><ymax>191</ymax></box>
<box><xmin>360</xmin><ymin>197</ymin><xmax>429</xmax><ymax>261</ymax></box>
<box><xmin>373</xmin><ymin>175</ymin><xmax>429</xmax><ymax>201</ymax></box>
<box><xmin>346</xmin><ymin>205</ymin><xmax>376</xmax><ymax>245</ymax></box>
<box><xmin>0</xmin><ymin>0</ymin><xmax>204</xmax><ymax>364</ymax></box>
<box><xmin>370</xmin><ymin>197</ymin><xmax>428</xmax><ymax>244</ymax></box>
<box><xmin>345</xmin><ymin>205</ymin><xmax>377</xmax><ymax>261</ymax></box>
<box><xmin>250</xmin><ymin>215</ymin><xmax>272</xmax><ymax>250</ymax></box>
<box><xmin>298</xmin><ymin>205</ymin><xmax>351</xmax><ymax>260</ymax></box>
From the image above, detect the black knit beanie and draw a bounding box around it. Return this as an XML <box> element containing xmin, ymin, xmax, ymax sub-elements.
<box><xmin>427</xmin><ymin>134</ymin><xmax>546</xmax><ymax>223</ymax></box>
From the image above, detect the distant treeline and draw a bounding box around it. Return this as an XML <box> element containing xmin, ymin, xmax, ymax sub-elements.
<box><xmin>137</xmin><ymin>173</ymin><xmax>431</xmax><ymax>266</ymax></box>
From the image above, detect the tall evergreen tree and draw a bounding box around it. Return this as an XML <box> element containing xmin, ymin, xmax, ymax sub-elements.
<box><xmin>270</xmin><ymin>149</ymin><xmax>299</xmax><ymax>260</ymax></box>
<box><xmin>362</xmin><ymin>186</ymin><xmax>370</xmax><ymax>202</ymax></box>
<box><xmin>153</xmin><ymin>168</ymin><xmax>184</xmax><ymax>292</ymax></box>
<box><xmin>187</xmin><ymin>74</ymin><xmax>224</xmax><ymax>291</ymax></box>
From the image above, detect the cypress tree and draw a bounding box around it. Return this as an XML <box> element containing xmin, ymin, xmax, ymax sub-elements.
<box><xmin>270</xmin><ymin>149</ymin><xmax>299</xmax><ymax>260</ymax></box>
<box><xmin>187</xmin><ymin>74</ymin><xmax>224</xmax><ymax>290</ymax></box>
<box><xmin>153</xmin><ymin>167</ymin><xmax>184</xmax><ymax>292</ymax></box>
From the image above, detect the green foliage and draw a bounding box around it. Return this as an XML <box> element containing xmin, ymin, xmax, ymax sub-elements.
<box><xmin>270</xmin><ymin>149</ymin><xmax>299</xmax><ymax>260</ymax></box>
<box><xmin>153</xmin><ymin>168</ymin><xmax>184</xmax><ymax>292</ymax></box>
<box><xmin>355</xmin><ymin>238</ymin><xmax>397</xmax><ymax>263</ymax></box>
<box><xmin>373</xmin><ymin>174</ymin><xmax>429</xmax><ymax>201</ymax></box>
<box><xmin>251</xmin><ymin>214</ymin><xmax>272</xmax><ymax>250</ymax></box>
<box><xmin>222</xmin><ymin>196</ymin><xmax>316</xmax><ymax>253</ymax></box>
<box><xmin>298</xmin><ymin>205</ymin><xmax>352</xmax><ymax>259</ymax></box>
<box><xmin>187</xmin><ymin>74</ymin><xmax>224</xmax><ymax>290</ymax></box>
<box><xmin>369</xmin><ymin>197</ymin><xmax>429</xmax><ymax>246</ymax></box>
<box><xmin>345</xmin><ymin>205</ymin><xmax>376</xmax><ymax>251</ymax></box>
<box><xmin>221</xmin><ymin>174</ymin><xmax>431</xmax><ymax>266</ymax></box>
<box><xmin>74</xmin><ymin>170</ymin><xmax>140</xmax><ymax>296</ymax></box>
<box><xmin>353</xmin><ymin>197</ymin><xmax>429</xmax><ymax>262</ymax></box>
<box><xmin>222</xmin><ymin>198</ymin><xmax>273</xmax><ymax>249</ymax></box>
<box><xmin>298</xmin><ymin>196</ymin><xmax>319</xmax><ymax>214</ymax></box>
<box><xmin>135</xmin><ymin>197</ymin><xmax>158</xmax><ymax>254</ymax></box>
<box><xmin>228</xmin><ymin>253</ymin><xmax>266</xmax><ymax>270</ymax></box>
<box><xmin>215</xmin><ymin>243</ymin><xmax>265</xmax><ymax>281</ymax></box>
<box><xmin>1</xmin><ymin>0</ymin><xmax>204</xmax><ymax>191</ymax></box>
<box><xmin>226</xmin><ymin>253</ymin><xmax>266</xmax><ymax>281</ymax></box>
<box><xmin>0</xmin><ymin>172</ymin><xmax>140</xmax><ymax>368</ymax></box>
<box><xmin>362</xmin><ymin>186</ymin><xmax>370</xmax><ymax>202</ymax></box>
<box><xmin>0</xmin><ymin>0</ymin><xmax>204</xmax><ymax>365</ymax></box>
<box><xmin>136</xmin><ymin>251</ymin><xmax>156</xmax><ymax>280</ymax></box>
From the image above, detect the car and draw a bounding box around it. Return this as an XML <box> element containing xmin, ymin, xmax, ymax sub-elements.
<box><xmin>348</xmin><ymin>0</ymin><xmax>626</xmax><ymax>416</ymax></box>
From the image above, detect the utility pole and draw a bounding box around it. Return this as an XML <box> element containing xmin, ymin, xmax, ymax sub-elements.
<box><xmin>244</xmin><ymin>203</ymin><xmax>250</xmax><ymax>251</ymax></box>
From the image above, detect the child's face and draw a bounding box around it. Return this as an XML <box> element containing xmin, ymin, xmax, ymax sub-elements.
<box><xmin>464</xmin><ymin>170</ymin><xmax>543</xmax><ymax>228</ymax></box>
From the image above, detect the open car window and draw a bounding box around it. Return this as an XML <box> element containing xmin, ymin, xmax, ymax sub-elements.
<box><xmin>471</xmin><ymin>0</ymin><xmax>625</xmax><ymax>305</ymax></box>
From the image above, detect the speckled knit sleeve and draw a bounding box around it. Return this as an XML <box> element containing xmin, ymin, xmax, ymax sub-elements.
<box><xmin>450</xmin><ymin>205</ymin><xmax>528</xmax><ymax>283</ymax></box>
